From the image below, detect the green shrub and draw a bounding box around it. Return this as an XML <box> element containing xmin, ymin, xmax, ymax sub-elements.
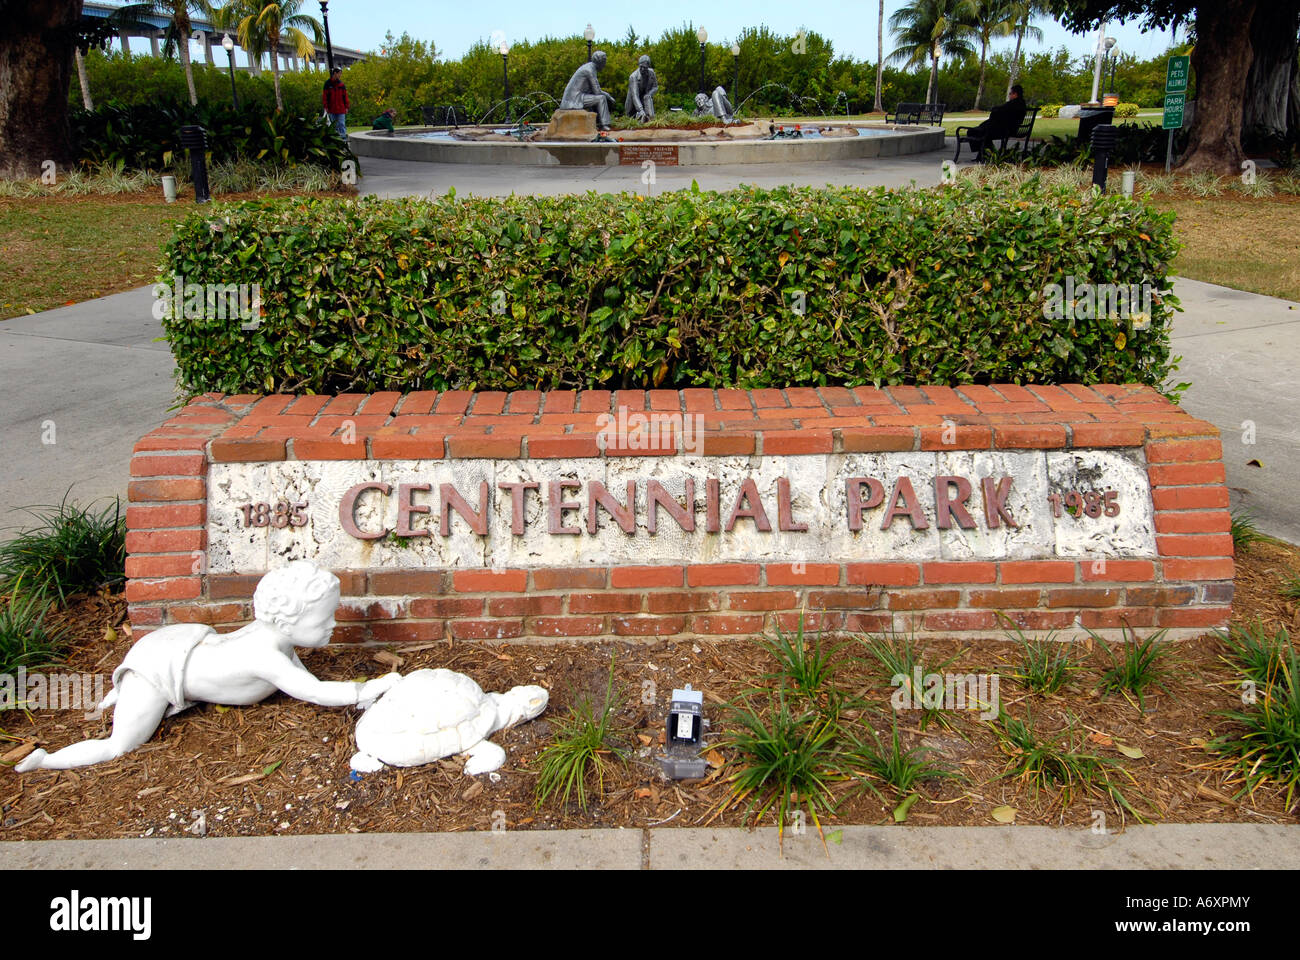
<box><xmin>161</xmin><ymin>179</ymin><xmax>1180</xmax><ymax>395</ymax></box>
<box><xmin>1039</xmin><ymin>104</ymin><xmax>1063</xmax><ymax>118</ymax></box>
<box><xmin>1113</xmin><ymin>102</ymin><xmax>1140</xmax><ymax>118</ymax></box>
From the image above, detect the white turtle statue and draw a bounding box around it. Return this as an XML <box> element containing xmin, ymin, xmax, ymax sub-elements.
<box><xmin>349</xmin><ymin>669</ymin><xmax>548</xmax><ymax>775</ymax></box>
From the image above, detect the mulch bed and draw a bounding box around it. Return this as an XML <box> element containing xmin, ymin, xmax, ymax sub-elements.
<box><xmin>3</xmin><ymin>541</ymin><xmax>1297</xmax><ymax>840</ymax></box>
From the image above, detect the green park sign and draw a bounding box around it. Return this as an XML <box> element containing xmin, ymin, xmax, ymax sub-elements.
<box><xmin>1166</xmin><ymin>55</ymin><xmax>1190</xmax><ymax>94</ymax></box>
<box><xmin>1162</xmin><ymin>93</ymin><xmax>1186</xmax><ymax>130</ymax></box>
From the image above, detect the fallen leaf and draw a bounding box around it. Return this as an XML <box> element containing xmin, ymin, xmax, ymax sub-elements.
<box><xmin>825</xmin><ymin>829</ymin><xmax>843</xmax><ymax>845</ymax></box>
<box><xmin>1088</xmin><ymin>731</ymin><xmax>1114</xmax><ymax>746</ymax></box>
<box><xmin>893</xmin><ymin>793</ymin><xmax>919</xmax><ymax>822</ymax></box>
<box><xmin>262</xmin><ymin>760</ymin><xmax>283</xmax><ymax>777</ymax></box>
<box><xmin>705</xmin><ymin>749</ymin><xmax>725</xmax><ymax>769</ymax></box>
<box><xmin>462</xmin><ymin>780</ymin><xmax>483</xmax><ymax>801</ymax></box>
<box><xmin>1116</xmin><ymin>743</ymin><xmax>1145</xmax><ymax>759</ymax></box>
<box><xmin>1190</xmin><ymin>737</ymin><xmax>1208</xmax><ymax>748</ymax></box>
<box><xmin>495</xmin><ymin>652</ymin><xmax>514</xmax><ymax>661</ymax></box>
<box><xmin>221</xmin><ymin>773</ymin><xmax>264</xmax><ymax>786</ymax></box>
<box><xmin>634</xmin><ymin>787</ymin><xmax>652</xmax><ymax>799</ymax></box>
<box><xmin>991</xmin><ymin>805</ymin><xmax>1017</xmax><ymax>823</ymax></box>
<box><xmin>1247</xmin><ymin>459</ymin><xmax>1263</xmax><ymax>468</ymax></box>
<box><xmin>104</xmin><ymin>625</ymin><xmax>118</xmax><ymax>643</ymax></box>
<box><xmin>637</xmin><ymin>734</ymin><xmax>653</xmax><ymax>746</ymax></box>
<box><xmin>1196</xmin><ymin>784</ymin><xmax>1236</xmax><ymax>805</ymax></box>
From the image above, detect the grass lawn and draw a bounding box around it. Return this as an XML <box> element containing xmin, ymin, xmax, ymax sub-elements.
<box><xmin>1</xmin><ymin>181</ymin><xmax>1297</xmax><ymax>322</ymax></box>
<box><xmin>0</xmin><ymin>194</ymin><xmax>184</xmax><ymax>319</ymax></box>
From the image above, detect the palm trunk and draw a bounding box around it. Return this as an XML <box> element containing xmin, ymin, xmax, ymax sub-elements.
<box><xmin>974</xmin><ymin>40</ymin><xmax>988</xmax><ymax>110</ymax></box>
<box><xmin>874</xmin><ymin>0</ymin><xmax>884</xmax><ymax>112</ymax></box>
<box><xmin>1006</xmin><ymin>21</ymin><xmax>1024</xmax><ymax>100</ymax></box>
<box><xmin>74</xmin><ymin>47</ymin><xmax>93</xmax><ymax>110</ymax></box>
<box><xmin>927</xmin><ymin>48</ymin><xmax>938</xmax><ymax>105</ymax></box>
<box><xmin>270</xmin><ymin>39</ymin><xmax>283</xmax><ymax>110</ymax></box>
<box><xmin>179</xmin><ymin>25</ymin><xmax>198</xmax><ymax>105</ymax></box>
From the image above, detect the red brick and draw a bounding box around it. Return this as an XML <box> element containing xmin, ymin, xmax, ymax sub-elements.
<box><xmin>688</xmin><ymin>564</ymin><xmax>760</xmax><ymax>586</ymax></box>
<box><xmin>452</xmin><ymin>570</ymin><xmax>528</xmax><ymax>592</ymax></box>
<box><xmin>209</xmin><ymin>438</ymin><xmax>287</xmax><ymax>462</ymax></box>
<box><xmin>167</xmin><ymin>603</ymin><xmax>244</xmax><ymax>624</ymax></box>
<box><xmin>1146</xmin><ymin>438</ymin><xmax>1224</xmax><ymax>463</ymax></box>
<box><xmin>1081</xmin><ymin>608</ymin><xmax>1156</xmax><ymax>628</ymax></box>
<box><xmin>1126</xmin><ymin>585</ymin><xmax>1196</xmax><ymax>606</ymax></box>
<box><xmin>682</xmin><ymin>388</ymin><xmax>716</xmax><ymax>412</ymax></box>
<box><xmin>127</xmin><ymin>605</ymin><xmax>164</xmax><ymax>626</ymax></box>
<box><xmin>1156</xmin><ymin>534</ymin><xmax>1235</xmax><ymax>557</ymax></box>
<box><xmin>1202</xmin><ymin>582</ymin><xmax>1234</xmax><ymax>604</ymax></box>
<box><xmin>530</xmin><ymin>436</ymin><xmax>601</xmax><ymax>458</ymax></box>
<box><xmin>133</xmin><ymin>434</ymin><xmax>214</xmax><ymax>452</ymax></box>
<box><xmin>699</xmin><ymin>433</ymin><xmax>755</xmax><ymax>456</ymax></box>
<box><xmin>968</xmin><ymin>588</ymin><xmax>1042</xmax><ymax>608</ymax></box>
<box><xmin>844</xmin><ymin>613</ymin><xmax>894</xmax><ymax>633</ymax></box>
<box><xmin>532</xmin><ymin>568</ymin><xmax>606</xmax><ymax>590</ymax></box>
<box><xmin>765</xmin><ymin>563</ymin><xmax>840</xmax><ymax>586</ymax></box>
<box><xmin>1151</xmin><ymin>487</ymin><xmax>1230</xmax><ymax>510</ymax></box>
<box><xmin>370</xmin><ymin>436</ymin><xmax>445</xmax><ymax>459</ymax></box>
<box><xmin>450</xmin><ymin>619</ymin><xmax>524</xmax><ymax>641</ymax></box>
<box><xmin>1047</xmin><ymin>588</ymin><xmax>1120</xmax><ymax>608</ymax></box>
<box><xmin>919</xmin><ymin>425</ymin><xmax>992</xmax><ymax>450</ymax></box>
<box><xmin>1000</xmin><ymin>561</ymin><xmax>1076</xmax><ymax>584</ymax></box>
<box><xmin>888</xmin><ymin>590</ymin><xmax>961</xmax><ymax>610</ymax></box>
<box><xmin>611</xmin><ymin>566</ymin><xmax>683</xmax><ymax>588</ymax></box>
<box><xmin>1147</xmin><ymin>462</ymin><xmax>1226</xmax><ymax>486</ymax></box>
<box><xmin>612</xmin><ymin>616</ymin><xmax>687</xmax><ymax>636</ymax></box>
<box><xmin>124</xmin><ymin>578</ymin><xmax>201</xmax><ymax>602</ymax></box>
<box><xmin>130</xmin><ymin>454</ymin><xmax>205</xmax><ymax>477</ymax></box>
<box><xmin>1161</xmin><ymin>558</ymin><xmax>1235</xmax><ymax>581</ymax></box>
<box><xmin>570</xmin><ymin>593</ymin><xmax>645</xmax><ymax>613</ymax></box>
<box><xmin>369</xmin><ymin>621</ymin><xmax>446</xmax><ymax>644</ymax></box>
<box><xmin>126</xmin><ymin>504</ymin><xmax>205</xmax><ymax>529</ymax></box>
<box><xmin>530</xmin><ymin>617</ymin><xmax>607</xmax><ymax>637</ymax></box>
<box><xmin>995</xmin><ymin>610</ymin><xmax>1079</xmax><ymax>631</ymax></box>
<box><xmin>576</xmin><ymin>391</ymin><xmax>613</xmax><ymax>414</ymax></box>
<box><xmin>731</xmin><ymin>591</ymin><xmax>800</xmax><ymax>610</ymax></box>
<box><xmin>993</xmin><ymin>425</ymin><xmax>1068</xmax><ymax>448</ymax></box>
<box><xmin>1080</xmin><ymin>560</ymin><xmax>1155</xmax><ymax>582</ymax></box>
<box><xmin>125</xmin><ymin>555</ymin><xmax>199</xmax><ymax>578</ymax></box>
<box><xmin>208</xmin><ymin>574</ymin><xmax>261</xmax><ymax>599</ymax></box>
<box><xmin>762</xmin><ymin>430</ymin><xmax>833</xmax><ymax>455</ymax></box>
<box><xmin>489</xmin><ymin>595</ymin><xmax>564</xmax><ymax>617</ymax></box>
<box><xmin>847</xmin><ymin>563</ymin><xmax>921</xmax><ymax>587</ymax></box>
<box><xmin>776</xmin><ymin>611</ymin><xmax>843</xmax><ymax>632</ymax></box>
<box><xmin>922</xmin><ymin>610</ymin><xmax>997</xmax><ymax>631</ymax></box>
<box><xmin>1157</xmin><ymin>607</ymin><xmax>1231</xmax><ymax>628</ymax></box>
<box><xmin>409</xmin><ymin>596</ymin><xmax>485</xmax><ymax>617</ymax></box>
<box><xmin>923</xmin><ymin>562</ymin><xmax>996</xmax><ymax>584</ymax></box>
<box><xmin>1154</xmin><ymin>511</ymin><xmax>1231</xmax><ymax>534</ymax></box>
<box><xmin>445</xmin><ymin>435</ymin><xmax>521</xmax><ymax>459</ymax></box>
<box><xmin>1146</xmin><ymin>422</ymin><xmax>1218</xmax><ymax>439</ymax></box>
<box><xmin>648</xmin><ymin>592</ymin><xmax>720</xmax><ymax>613</ymax></box>
<box><xmin>691</xmin><ymin>614</ymin><xmax>765</xmax><ymax>635</ymax></box>
<box><xmin>336</xmin><ymin>599</ymin><xmax>406</xmax><ymax>621</ymax></box>
<box><xmin>292</xmin><ymin>439</ymin><xmax>366</xmax><ymax>460</ymax></box>
<box><xmin>335</xmin><ymin>571</ymin><xmax>367</xmax><ymax>596</ymax></box>
<box><xmin>1069</xmin><ymin>422</ymin><xmax>1146</xmax><ymax>447</ymax></box>
<box><xmin>839</xmin><ymin>427</ymin><xmax>915</xmax><ymax>452</ymax></box>
<box><xmin>128</xmin><ymin>478</ymin><xmax>205</xmax><ymax>502</ymax></box>
<box><xmin>368</xmin><ymin>571</ymin><xmax>445</xmax><ymax>594</ymax></box>
<box><xmin>126</xmin><ymin>529</ymin><xmax>205</xmax><ymax>553</ymax></box>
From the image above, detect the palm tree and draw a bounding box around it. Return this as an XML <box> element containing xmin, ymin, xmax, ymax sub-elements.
<box><xmin>74</xmin><ymin>3</ymin><xmax>156</xmax><ymax>109</ymax></box>
<box><xmin>237</xmin><ymin>1</ymin><xmax>323</xmax><ymax>110</ymax></box>
<box><xmin>1004</xmin><ymin>1</ymin><xmax>1046</xmax><ymax>101</ymax></box>
<box><xmin>888</xmin><ymin>0</ymin><xmax>976</xmax><ymax>107</ymax></box>
<box><xmin>962</xmin><ymin>0</ymin><xmax>1016</xmax><ymax>110</ymax></box>
<box><xmin>873</xmin><ymin>0</ymin><xmax>884</xmax><ymax>112</ymax></box>
<box><xmin>139</xmin><ymin>0</ymin><xmax>210</xmax><ymax>105</ymax></box>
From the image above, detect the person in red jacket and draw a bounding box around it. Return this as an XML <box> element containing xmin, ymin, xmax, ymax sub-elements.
<box><xmin>323</xmin><ymin>67</ymin><xmax>350</xmax><ymax>139</ymax></box>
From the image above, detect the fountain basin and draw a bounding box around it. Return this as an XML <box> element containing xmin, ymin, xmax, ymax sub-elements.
<box><xmin>348</xmin><ymin>122</ymin><xmax>944</xmax><ymax>166</ymax></box>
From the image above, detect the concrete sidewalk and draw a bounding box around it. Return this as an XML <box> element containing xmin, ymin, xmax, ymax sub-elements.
<box><xmin>4</xmin><ymin>823</ymin><xmax>1296</xmax><ymax>869</ymax></box>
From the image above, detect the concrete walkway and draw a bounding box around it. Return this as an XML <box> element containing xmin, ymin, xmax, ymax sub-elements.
<box><xmin>1</xmin><ymin>151</ymin><xmax>1296</xmax><ymax>547</ymax></box>
<box><xmin>5</xmin><ymin>823</ymin><xmax>1296</xmax><ymax>870</ymax></box>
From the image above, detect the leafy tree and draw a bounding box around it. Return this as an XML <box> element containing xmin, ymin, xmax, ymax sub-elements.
<box><xmin>236</xmin><ymin>0</ymin><xmax>322</xmax><ymax>110</ymax></box>
<box><xmin>962</xmin><ymin>0</ymin><xmax>1017</xmax><ymax>108</ymax></box>
<box><xmin>889</xmin><ymin>0</ymin><xmax>977</xmax><ymax>105</ymax></box>
<box><xmin>1004</xmin><ymin>1</ymin><xmax>1047</xmax><ymax>99</ymax></box>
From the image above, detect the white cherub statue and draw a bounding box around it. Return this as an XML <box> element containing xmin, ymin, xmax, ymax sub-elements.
<box><xmin>15</xmin><ymin>561</ymin><xmax>400</xmax><ymax>772</ymax></box>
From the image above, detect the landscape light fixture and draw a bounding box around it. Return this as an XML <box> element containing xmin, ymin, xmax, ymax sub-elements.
<box><xmin>730</xmin><ymin>42</ymin><xmax>740</xmax><ymax>102</ymax></box>
<box><xmin>658</xmin><ymin>684</ymin><xmax>708</xmax><ymax>780</ymax></box>
<box><xmin>500</xmin><ymin>41</ymin><xmax>511</xmax><ymax>123</ymax></box>
<box><xmin>584</xmin><ymin>23</ymin><xmax>595</xmax><ymax>62</ymax></box>
<box><xmin>697</xmin><ymin>27</ymin><xmax>708</xmax><ymax>94</ymax></box>
<box><xmin>319</xmin><ymin>1</ymin><xmax>334</xmax><ymax>72</ymax></box>
<box><xmin>221</xmin><ymin>33</ymin><xmax>238</xmax><ymax>109</ymax></box>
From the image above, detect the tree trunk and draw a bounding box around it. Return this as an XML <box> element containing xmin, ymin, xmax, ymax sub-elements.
<box><xmin>271</xmin><ymin>39</ymin><xmax>283</xmax><ymax>110</ymax></box>
<box><xmin>1179</xmin><ymin>0</ymin><xmax>1259</xmax><ymax>174</ymax></box>
<box><xmin>1242</xmin><ymin>0</ymin><xmax>1300</xmax><ymax>145</ymax></box>
<box><xmin>874</xmin><ymin>0</ymin><xmax>884</xmax><ymax>112</ymax></box>
<box><xmin>74</xmin><ymin>47</ymin><xmax>93</xmax><ymax>110</ymax></box>
<box><xmin>975</xmin><ymin>40</ymin><xmax>988</xmax><ymax>110</ymax></box>
<box><xmin>1006</xmin><ymin>22</ymin><xmax>1024</xmax><ymax>100</ymax></box>
<box><xmin>927</xmin><ymin>49</ymin><xmax>938</xmax><ymax>105</ymax></box>
<box><xmin>178</xmin><ymin>21</ymin><xmax>198</xmax><ymax>106</ymax></box>
<box><xmin>0</xmin><ymin>0</ymin><xmax>81</xmax><ymax>179</ymax></box>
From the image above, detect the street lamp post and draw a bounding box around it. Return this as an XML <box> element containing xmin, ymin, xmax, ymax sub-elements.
<box><xmin>584</xmin><ymin>23</ymin><xmax>594</xmax><ymax>62</ymax></box>
<box><xmin>500</xmin><ymin>41</ymin><xmax>511</xmax><ymax>123</ymax></box>
<box><xmin>697</xmin><ymin>26</ymin><xmax>707</xmax><ymax>94</ymax></box>
<box><xmin>221</xmin><ymin>33</ymin><xmax>238</xmax><ymax>109</ymax></box>
<box><xmin>320</xmin><ymin>1</ymin><xmax>335</xmax><ymax>72</ymax></box>
<box><xmin>1107</xmin><ymin>41</ymin><xmax>1119</xmax><ymax>95</ymax></box>
<box><xmin>730</xmin><ymin>41</ymin><xmax>739</xmax><ymax>102</ymax></box>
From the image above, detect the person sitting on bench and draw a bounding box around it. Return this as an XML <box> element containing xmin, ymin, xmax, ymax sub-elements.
<box><xmin>967</xmin><ymin>85</ymin><xmax>1027</xmax><ymax>160</ymax></box>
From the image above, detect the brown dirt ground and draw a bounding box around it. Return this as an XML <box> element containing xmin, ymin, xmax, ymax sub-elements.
<box><xmin>3</xmin><ymin>540</ymin><xmax>1297</xmax><ymax>841</ymax></box>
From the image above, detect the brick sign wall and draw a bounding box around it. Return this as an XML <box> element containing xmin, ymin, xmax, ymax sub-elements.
<box><xmin>125</xmin><ymin>385</ymin><xmax>1233</xmax><ymax>643</ymax></box>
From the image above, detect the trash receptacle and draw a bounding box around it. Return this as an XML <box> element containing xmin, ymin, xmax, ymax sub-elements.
<box><xmin>1077</xmin><ymin>105</ymin><xmax>1115</xmax><ymax>145</ymax></box>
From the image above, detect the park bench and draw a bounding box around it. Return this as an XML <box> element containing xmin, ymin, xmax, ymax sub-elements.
<box><xmin>891</xmin><ymin>102</ymin><xmax>922</xmax><ymax>124</ymax></box>
<box><xmin>953</xmin><ymin>106</ymin><xmax>1039</xmax><ymax>162</ymax></box>
<box><xmin>919</xmin><ymin>102</ymin><xmax>946</xmax><ymax>124</ymax></box>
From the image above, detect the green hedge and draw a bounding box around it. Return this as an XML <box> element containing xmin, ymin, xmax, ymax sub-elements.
<box><xmin>161</xmin><ymin>180</ymin><xmax>1180</xmax><ymax>395</ymax></box>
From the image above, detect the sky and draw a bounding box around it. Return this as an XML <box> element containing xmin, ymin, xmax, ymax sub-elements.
<box><xmin>316</xmin><ymin>0</ymin><xmax>1187</xmax><ymax>64</ymax></box>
